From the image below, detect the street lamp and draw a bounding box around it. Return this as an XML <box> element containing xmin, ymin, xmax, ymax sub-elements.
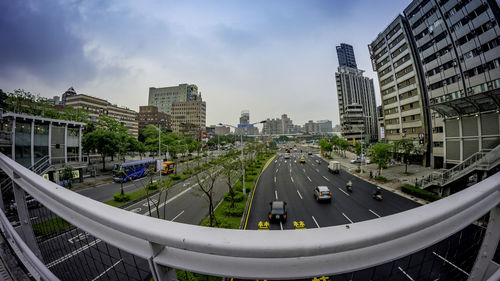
<box><xmin>219</xmin><ymin>121</ymin><xmax>265</xmax><ymax>195</ymax></box>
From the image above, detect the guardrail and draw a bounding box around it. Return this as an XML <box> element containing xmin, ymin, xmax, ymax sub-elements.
<box><xmin>0</xmin><ymin>152</ymin><xmax>499</xmax><ymax>280</ymax></box>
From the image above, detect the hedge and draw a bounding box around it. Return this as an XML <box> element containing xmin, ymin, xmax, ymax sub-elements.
<box><xmin>113</xmin><ymin>193</ymin><xmax>131</xmax><ymax>202</ymax></box>
<box><xmin>402</xmin><ymin>184</ymin><xmax>441</xmax><ymax>202</ymax></box>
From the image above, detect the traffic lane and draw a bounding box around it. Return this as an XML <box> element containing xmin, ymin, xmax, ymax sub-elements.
<box><xmin>289</xmin><ymin>161</ymin><xmax>351</xmax><ymax>228</ymax></box>
<box><xmin>245</xmin><ymin>156</ymin><xmax>281</xmax><ymax>230</ymax></box>
<box><xmin>296</xmin><ymin>161</ymin><xmax>375</xmax><ymax>225</ymax></box>
<box><xmin>77</xmin><ymin>175</ymin><xmax>158</xmax><ymax>202</ymax></box>
<box><xmin>306</xmin><ymin>159</ymin><xmax>421</xmax><ymax>216</ymax></box>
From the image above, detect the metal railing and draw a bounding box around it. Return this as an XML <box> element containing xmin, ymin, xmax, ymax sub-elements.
<box><xmin>30</xmin><ymin>155</ymin><xmax>51</xmax><ymax>175</ymax></box>
<box><xmin>421</xmin><ymin>144</ymin><xmax>500</xmax><ymax>188</ymax></box>
<box><xmin>0</xmin><ymin>152</ymin><xmax>499</xmax><ymax>280</ymax></box>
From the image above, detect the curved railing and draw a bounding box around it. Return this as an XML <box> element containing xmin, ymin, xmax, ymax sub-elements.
<box><xmin>0</xmin><ymin>152</ymin><xmax>499</xmax><ymax>280</ymax></box>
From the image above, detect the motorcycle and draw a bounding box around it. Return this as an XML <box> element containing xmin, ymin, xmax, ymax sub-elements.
<box><xmin>372</xmin><ymin>192</ymin><xmax>383</xmax><ymax>201</ymax></box>
<box><xmin>346</xmin><ymin>181</ymin><xmax>353</xmax><ymax>192</ymax></box>
<box><xmin>316</xmin><ymin>160</ymin><xmax>321</xmax><ymax>165</ymax></box>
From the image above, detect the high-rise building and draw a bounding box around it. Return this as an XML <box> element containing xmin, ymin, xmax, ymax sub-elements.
<box><xmin>335</xmin><ymin>63</ymin><xmax>378</xmax><ymax>143</ymax></box>
<box><xmin>236</xmin><ymin>110</ymin><xmax>259</xmax><ymax>135</ymax></box>
<box><xmin>370</xmin><ymin>15</ymin><xmax>431</xmax><ymax>165</ymax></box>
<box><xmin>65</xmin><ymin>94</ymin><xmax>139</xmax><ymax>139</ymax></box>
<box><xmin>371</xmin><ymin>0</ymin><xmax>500</xmax><ymax>168</ymax></box>
<box><xmin>136</xmin><ymin>106</ymin><xmax>171</xmax><ymax>133</ymax></box>
<box><xmin>317</xmin><ymin>120</ymin><xmax>333</xmax><ymax>133</ymax></box>
<box><xmin>336</xmin><ymin>43</ymin><xmax>358</xmax><ymax>68</ymax></box>
<box><xmin>148</xmin><ymin>84</ymin><xmax>199</xmax><ymax>115</ymax></box>
<box><xmin>171</xmin><ymin>94</ymin><xmax>206</xmax><ymax>140</ymax></box>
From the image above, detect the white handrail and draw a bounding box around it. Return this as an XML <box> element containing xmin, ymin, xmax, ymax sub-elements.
<box><xmin>0</xmin><ymin>152</ymin><xmax>499</xmax><ymax>279</ymax></box>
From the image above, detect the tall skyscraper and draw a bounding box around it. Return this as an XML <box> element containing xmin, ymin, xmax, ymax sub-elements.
<box><xmin>336</xmin><ymin>43</ymin><xmax>358</xmax><ymax>68</ymax></box>
<box><xmin>335</xmin><ymin>44</ymin><xmax>378</xmax><ymax>143</ymax></box>
<box><xmin>370</xmin><ymin>0</ymin><xmax>500</xmax><ymax>168</ymax></box>
<box><xmin>236</xmin><ymin>110</ymin><xmax>259</xmax><ymax>135</ymax></box>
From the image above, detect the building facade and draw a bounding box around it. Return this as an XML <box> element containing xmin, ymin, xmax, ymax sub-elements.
<box><xmin>370</xmin><ymin>15</ymin><xmax>431</xmax><ymax>165</ymax></box>
<box><xmin>171</xmin><ymin>96</ymin><xmax>206</xmax><ymax>140</ymax></box>
<box><xmin>0</xmin><ymin>112</ymin><xmax>86</xmax><ymax>183</ymax></box>
<box><xmin>148</xmin><ymin>84</ymin><xmax>198</xmax><ymax>115</ymax></box>
<box><xmin>236</xmin><ymin>110</ymin><xmax>259</xmax><ymax>136</ymax></box>
<box><xmin>371</xmin><ymin>0</ymin><xmax>500</xmax><ymax>168</ymax></box>
<box><xmin>65</xmin><ymin>94</ymin><xmax>139</xmax><ymax>139</ymax></box>
<box><xmin>336</xmin><ymin>65</ymin><xmax>378</xmax><ymax>142</ymax></box>
<box><xmin>337</xmin><ymin>43</ymin><xmax>358</xmax><ymax>68</ymax></box>
<box><xmin>404</xmin><ymin>0</ymin><xmax>500</xmax><ymax>168</ymax></box>
<box><xmin>136</xmin><ymin>106</ymin><xmax>171</xmax><ymax>133</ymax></box>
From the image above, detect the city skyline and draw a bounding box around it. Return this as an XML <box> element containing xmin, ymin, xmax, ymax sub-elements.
<box><xmin>0</xmin><ymin>0</ymin><xmax>410</xmax><ymax>126</ymax></box>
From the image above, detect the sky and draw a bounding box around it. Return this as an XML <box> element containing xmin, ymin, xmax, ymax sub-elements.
<box><xmin>0</xmin><ymin>0</ymin><xmax>411</xmax><ymax>129</ymax></box>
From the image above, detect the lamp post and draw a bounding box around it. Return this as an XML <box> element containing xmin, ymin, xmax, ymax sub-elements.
<box><xmin>219</xmin><ymin>121</ymin><xmax>265</xmax><ymax>195</ymax></box>
<box><xmin>158</xmin><ymin>123</ymin><xmax>161</xmax><ymax>157</ymax></box>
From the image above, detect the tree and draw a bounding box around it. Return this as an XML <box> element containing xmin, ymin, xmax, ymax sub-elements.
<box><xmin>194</xmin><ymin>166</ymin><xmax>220</xmax><ymax>227</ymax></box>
<box><xmin>319</xmin><ymin>138</ymin><xmax>333</xmax><ymax>157</ymax></box>
<box><xmin>370</xmin><ymin>142</ymin><xmax>392</xmax><ymax>176</ymax></box>
<box><xmin>61</xmin><ymin>165</ymin><xmax>74</xmax><ymax>188</ymax></box>
<box><xmin>394</xmin><ymin>139</ymin><xmax>416</xmax><ymax>174</ymax></box>
<box><xmin>221</xmin><ymin>158</ymin><xmax>241</xmax><ymax>207</ymax></box>
<box><xmin>82</xmin><ymin>129</ymin><xmax>118</xmax><ymax>171</ymax></box>
<box><xmin>339</xmin><ymin>139</ymin><xmax>350</xmax><ymax>158</ymax></box>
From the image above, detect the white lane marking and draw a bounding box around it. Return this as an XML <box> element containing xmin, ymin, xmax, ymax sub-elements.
<box><xmin>47</xmin><ymin>239</ymin><xmax>101</xmax><ymax>268</ymax></box>
<box><xmin>303</xmin><ymin>168</ymin><xmax>306</xmax><ymax>173</ymax></box>
<box><xmin>369</xmin><ymin>209</ymin><xmax>381</xmax><ymax>218</ymax></box>
<box><xmin>398</xmin><ymin>266</ymin><xmax>415</xmax><ymax>281</ymax></box>
<box><xmin>342</xmin><ymin>213</ymin><xmax>353</xmax><ymax>224</ymax></box>
<box><xmin>316</xmin><ymin>169</ymin><xmax>319</xmax><ymax>172</ymax></box>
<box><xmin>337</xmin><ymin>187</ymin><xmax>350</xmax><ymax>196</ymax></box>
<box><xmin>289</xmin><ymin>169</ymin><xmax>292</xmax><ymax>174</ymax></box>
<box><xmin>275</xmin><ymin>190</ymin><xmax>278</xmax><ymax>200</ymax></box>
<box><xmin>307</xmin><ymin>176</ymin><xmax>312</xmax><ymax>182</ymax></box>
<box><xmin>312</xmin><ymin>216</ymin><xmax>320</xmax><ymax>228</ymax></box>
<box><xmin>291</xmin><ymin>177</ymin><xmax>294</xmax><ymax>183</ymax></box>
<box><xmin>432</xmin><ymin>252</ymin><xmax>470</xmax><ymax>276</ymax></box>
<box><xmin>130</xmin><ymin>208</ymin><xmax>141</xmax><ymax>213</ymax></box>
<box><xmin>296</xmin><ymin>190</ymin><xmax>303</xmax><ymax>199</ymax></box>
<box><xmin>143</xmin><ymin>198</ymin><xmax>158</xmax><ymax>207</ymax></box>
<box><xmin>274</xmin><ymin>176</ymin><xmax>276</xmax><ymax>183</ymax></box>
<box><xmin>322</xmin><ymin>176</ymin><xmax>330</xmax><ymax>181</ymax></box>
<box><xmin>91</xmin><ymin>259</ymin><xmax>123</xmax><ymax>281</ymax></box>
<box><xmin>280</xmin><ymin>221</ymin><xmax>283</xmax><ymax>230</ymax></box>
<box><xmin>276</xmin><ymin>169</ymin><xmax>278</xmax><ymax>173</ymax></box>
<box><xmin>68</xmin><ymin>232</ymin><xmax>89</xmax><ymax>244</ymax></box>
<box><xmin>171</xmin><ymin>210</ymin><xmax>185</xmax><ymax>222</ymax></box>
<box><xmin>275</xmin><ymin>160</ymin><xmax>277</xmax><ymax>163</ymax></box>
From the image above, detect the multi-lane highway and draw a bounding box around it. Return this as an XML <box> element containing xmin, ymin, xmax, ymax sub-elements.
<box><xmin>245</xmin><ymin>148</ymin><xmax>421</xmax><ymax>231</ymax></box>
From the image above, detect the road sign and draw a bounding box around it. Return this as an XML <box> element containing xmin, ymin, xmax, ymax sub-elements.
<box><xmin>418</xmin><ymin>133</ymin><xmax>424</xmax><ymax>139</ymax></box>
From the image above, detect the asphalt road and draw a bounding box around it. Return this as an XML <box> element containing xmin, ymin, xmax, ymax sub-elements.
<box><xmin>245</xmin><ymin>149</ymin><xmax>421</xmax><ymax>231</ymax></box>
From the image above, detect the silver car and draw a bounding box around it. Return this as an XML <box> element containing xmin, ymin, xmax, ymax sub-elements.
<box><xmin>313</xmin><ymin>186</ymin><xmax>332</xmax><ymax>202</ymax></box>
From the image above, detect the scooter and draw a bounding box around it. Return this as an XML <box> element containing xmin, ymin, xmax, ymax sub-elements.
<box><xmin>372</xmin><ymin>193</ymin><xmax>383</xmax><ymax>201</ymax></box>
<box><xmin>346</xmin><ymin>181</ymin><xmax>352</xmax><ymax>192</ymax></box>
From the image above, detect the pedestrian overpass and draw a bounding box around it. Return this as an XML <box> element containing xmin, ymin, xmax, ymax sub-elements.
<box><xmin>0</xmin><ymin>152</ymin><xmax>498</xmax><ymax>281</ymax></box>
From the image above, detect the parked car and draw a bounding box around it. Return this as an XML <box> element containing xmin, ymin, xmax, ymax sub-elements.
<box><xmin>268</xmin><ymin>201</ymin><xmax>287</xmax><ymax>222</ymax></box>
<box><xmin>313</xmin><ymin>186</ymin><xmax>332</xmax><ymax>202</ymax></box>
<box><xmin>308</xmin><ymin>152</ymin><xmax>313</xmax><ymax>155</ymax></box>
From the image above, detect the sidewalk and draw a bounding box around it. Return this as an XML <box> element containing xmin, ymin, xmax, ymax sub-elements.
<box><xmin>321</xmin><ymin>150</ymin><xmax>435</xmax><ymax>205</ymax></box>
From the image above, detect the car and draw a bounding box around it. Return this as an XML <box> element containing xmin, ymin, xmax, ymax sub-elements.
<box><xmin>299</xmin><ymin>157</ymin><xmax>306</xmax><ymax>163</ymax></box>
<box><xmin>313</xmin><ymin>186</ymin><xmax>332</xmax><ymax>202</ymax></box>
<box><xmin>284</xmin><ymin>153</ymin><xmax>291</xmax><ymax>159</ymax></box>
<box><xmin>268</xmin><ymin>201</ymin><xmax>287</xmax><ymax>222</ymax></box>
<box><xmin>308</xmin><ymin>152</ymin><xmax>312</xmax><ymax>155</ymax></box>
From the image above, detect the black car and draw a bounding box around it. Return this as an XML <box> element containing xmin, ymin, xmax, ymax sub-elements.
<box><xmin>308</xmin><ymin>152</ymin><xmax>312</xmax><ymax>155</ymax></box>
<box><xmin>268</xmin><ymin>201</ymin><xmax>287</xmax><ymax>222</ymax></box>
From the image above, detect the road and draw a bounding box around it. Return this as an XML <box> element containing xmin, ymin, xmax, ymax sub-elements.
<box><xmin>245</xmin><ymin>150</ymin><xmax>421</xmax><ymax>231</ymax></box>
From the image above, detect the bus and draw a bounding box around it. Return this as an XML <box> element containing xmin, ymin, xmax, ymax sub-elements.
<box><xmin>112</xmin><ymin>159</ymin><xmax>156</xmax><ymax>182</ymax></box>
<box><xmin>161</xmin><ymin>161</ymin><xmax>175</xmax><ymax>175</ymax></box>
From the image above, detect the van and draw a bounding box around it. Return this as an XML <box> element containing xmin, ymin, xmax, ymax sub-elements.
<box><xmin>328</xmin><ymin>161</ymin><xmax>340</xmax><ymax>174</ymax></box>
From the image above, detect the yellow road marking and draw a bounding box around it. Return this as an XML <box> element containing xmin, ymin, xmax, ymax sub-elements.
<box><xmin>243</xmin><ymin>154</ymin><xmax>277</xmax><ymax>230</ymax></box>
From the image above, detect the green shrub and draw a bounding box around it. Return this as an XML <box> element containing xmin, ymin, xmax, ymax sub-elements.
<box><xmin>183</xmin><ymin>169</ymin><xmax>193</xmax><ymax>175</ymax></box>
<box><xmin>402</xmin><ymin>184</ymin><xmax>441</xmax><ymax>202</ymax></box>
<box><xmin>113</xmin><ymin>193</ymin><xmax>131</xmax><ymax>202</ymax></box>
<box><xmin>355</xmin><ymin>169</ymin><xmax>361</xmax><ymax>173</ymax></box>
<box><xmin>221</xmin><ymin>204</ymin><xmax>245</xmax><ymax>217</ymax></box>
<box><xmin>224</xmin><ymin>191</ymin><xmax>245</xmax><ymax>203</ymax></box>
<box><xmin>245</xmin><ymin>175</ymin><xmax>256</xmax><ymax>182</ymax></box>
<box><xmin>146</xmin><ymin>182</ymin><xmax>159</xmax><ymax>190</ymax></box>
<box><xmin>374</xmin><ymin>176</ymin><xmax>387</xmax><ymax>182</ymax></box>
<box><xmin>170</xmin><ymin>174</ymin><xmax>181</xmax><ymax>180</ymax></box>
<box><xmin>179</xmin><ymin>159</ymin><xmax>186</xmax><ymax>163</ymax></box>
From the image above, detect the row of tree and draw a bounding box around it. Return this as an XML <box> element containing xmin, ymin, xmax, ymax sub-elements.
<box><xmin>319</xmin><ymin>135</ymin><xmax>422</xmax><ymax>175</ymax></box>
